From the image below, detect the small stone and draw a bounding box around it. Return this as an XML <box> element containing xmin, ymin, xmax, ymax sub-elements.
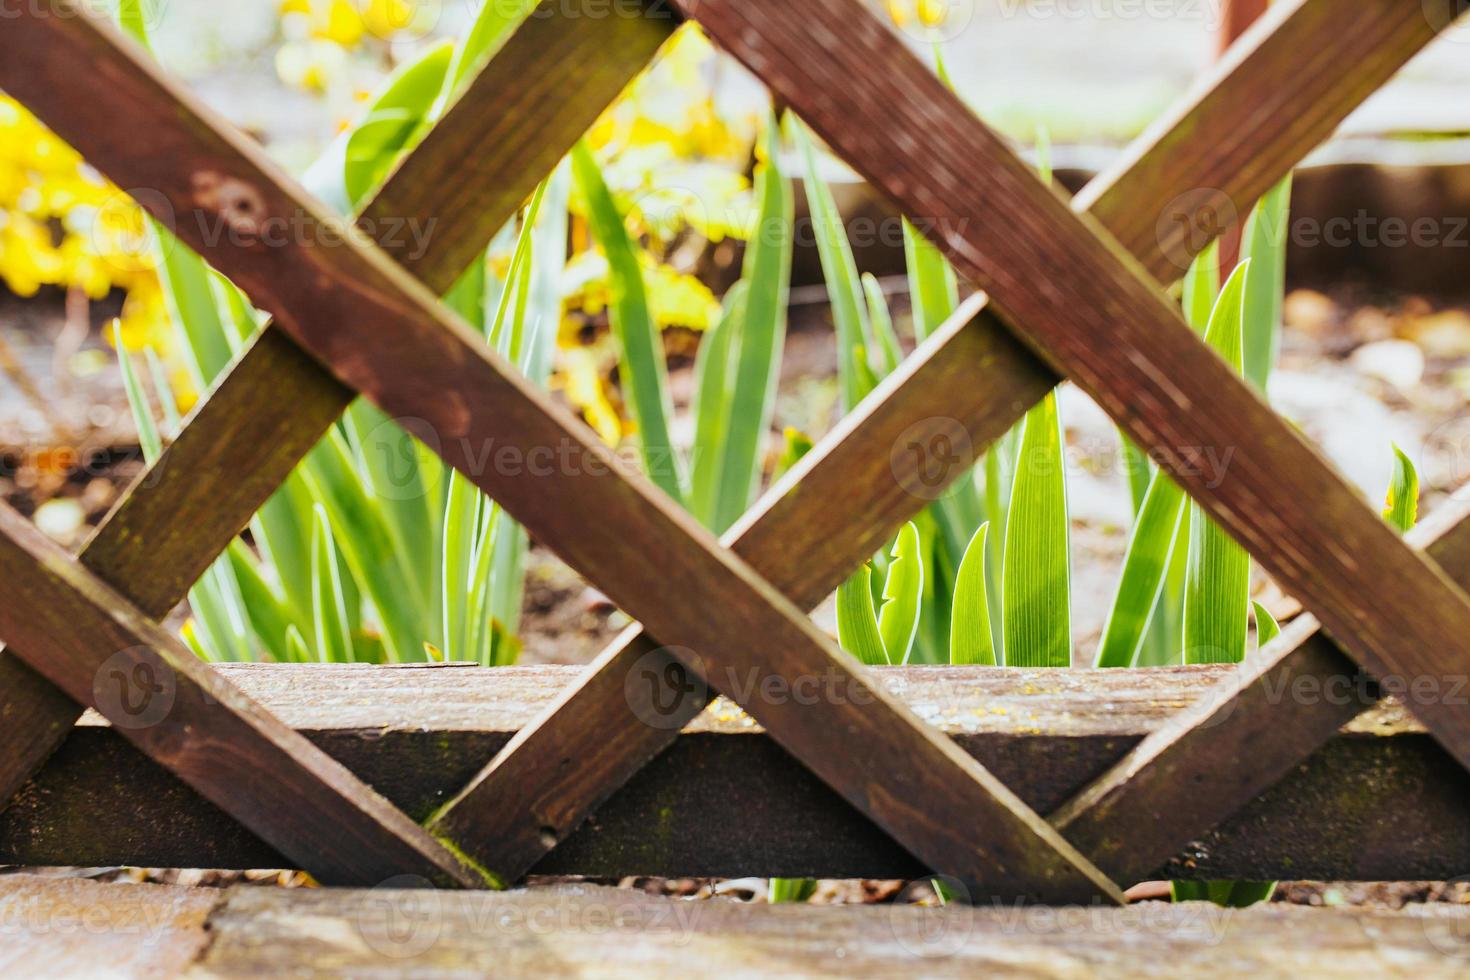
<box><xmin>1350</xmin><ymin>339</ymin><xmax>1424</xmax><ymax>390</ymax></box>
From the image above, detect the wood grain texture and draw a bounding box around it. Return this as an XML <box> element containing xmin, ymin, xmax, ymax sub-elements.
<box><xmin>0</xmin><ymin>0</ymin><xmax>661</xmax><ymax>813</ymax></box>
<box><xmin>2</xmin><ymin>664</ymin><xmax>1468</xmax><ymax>882</ymax></box>
<box><xmin>426</xmin><ymin>0</ymin><xmax>1454</xmax><ymax>883</ymax></box>
<box><xmin>175</xmin><ymin>882</ymin><xmax>1470</xmax><ymax>977</ymax></box>
<box><xmin>1053</xmin><ymin>494</ymin><xmax>1470</xmax><ymax>883</ymax></box>
<box><xmin>681</xmin><ymin>0</ymin><xmax>1470</xmax><ymax>772</ymax></box>
<box><xmin>0</xmin><ymin>504</ymin><xmax>485</xmax><ymax>887</ymax></box>
<box><xmin>1078</xmin><ymin>0</ymin><xmax>1461</xmax><ymax>280</ymax></box>
<box><xmin>6</xmin><ymin>876</ymin><xmax>1468</xmax><ymax>977</ymax></box>
<box><xmin>0</xmin><ymin>4</ymin><xmax>1119</xmax><ymax>902</ymax></box>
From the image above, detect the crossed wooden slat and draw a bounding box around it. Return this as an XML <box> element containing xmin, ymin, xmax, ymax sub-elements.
<box><xmin>0</xmin><ymin>0</ymin><xmax>1466</xmax><ymax>899</ymax></box>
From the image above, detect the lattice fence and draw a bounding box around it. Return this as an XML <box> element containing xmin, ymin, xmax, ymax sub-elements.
<box><xmin>0</xmin><ymin>0</ymin><xmax>1467</xmax><ymax>902</ymax></box>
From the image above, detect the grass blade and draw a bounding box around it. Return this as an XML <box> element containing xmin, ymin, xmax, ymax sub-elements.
<box><xmin>1241</xmin><ymin>175</ymin><xmax>1292</xmax><ymax>392</ymax></box>
<box><xmin>794</xmin><ymin>121</ymin><xmax>871</xmax><ymax>411</ymax></box>
<box><xmin>1094</xmin><ymin>471</ymin><xmax>1187</xmax><ymax>668</ymax></box>
<box><xmin>950</xmin><ymin>523</ymin><xmax>995</xmax><ymax>665</ymax></box>
<box><xmin>571</xmin><ymin>141</ymin><xmax>685</xmax><ymax>503</ymax></box>
<box><xmin>1252</xmin><ymin>600</ymin><xmax>1281</xmax><ymax>648</ymax></box>
<box><xmin>878</xmin><ymin>521</ymin><xmax>924</xmax><ymax>665</ymax></box>
<box><xmin>310</xmin><ymin>504</ymin><xmax>353</xmax><ymax>663</ymax></box>
<box><xmin>1002</xmin><ymin>392</ymin><xmax>1070</xmax><ymax>667</ymax></box>
<box><xmin>1183</xmin><ymin>261</ymin><xmax>1251</xmax><ymax>666</ymax></box>
<box><xmin>710</xmin><ymin>119</ymin><xmax>793</xmax><ymax>534</ymax></box>
<box><xmin>1383</xmin><ymin>443</ymin><xmax>1419</xmax><ymax>533</ymax></box>
<box><xmin>836</xmin><ymin>565</ymin><xmax>888</xmax><ymax>666</ymax></box>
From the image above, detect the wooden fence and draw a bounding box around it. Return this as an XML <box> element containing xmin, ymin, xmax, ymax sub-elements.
<box><xmin>0</xmin><ymin>0</ymin><xmax>1467</xmax><ymax>902</ymax></box>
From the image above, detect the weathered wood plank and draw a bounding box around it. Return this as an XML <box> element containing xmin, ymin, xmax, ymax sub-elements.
<box><xmin>0</xmin><ymin>663</ymin><xmax>1467</xmax><ymax>881</ymax></box>
<box><xmin>0</xmin><ymin>875</ymin><xmax>222</xmax><ymax>977</ymax></box>
<box><xmin>1053</xmin><ymin>494</ymin><xmax>1470</xmax><ymax>883</ymax></box>
<box><xmin>0</xmin><ymin>504</ymin><xmax>485</xmax><ymax>887</ymax></box>
<box><xmin>3</xmin><ymin>875</ymin><xmax>1467</xmax><ymax>979</ymax></box>
<box><xmin>1</xmin><ymin>3</ymin><xmax>1118</xmax><ymax>902</ymax></box>
<box><xmin>426</xmin><ymin>0</ymin><xmax>1459</xmax><ymax>884</ymax></box>
<box><xmin>1080</xmin><ymin>0</ymin><xmax>1461</xmax><ymax>280</ymax></box>
<box><xmin>0</xmin><ymin>0</ymin><xmax>672</xmax><ymax>811</ymax></box>
<box><xmin>682</xmin><ymin>0</ymin><xmax>1470</xmax><ymax>778</ymax></box>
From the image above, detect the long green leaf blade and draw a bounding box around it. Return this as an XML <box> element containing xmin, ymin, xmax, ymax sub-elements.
<box><xmin>1095</xmin><ymin>471</ymin><xmax>1188</xmax><ymax>668</ymax></box>
<box><xmin>1002</xmin><ymin>392</ymin><xmax>1070</xmax><ymax>667</ymax></box>
<box><xmin>571</xmin><ymin>141</ymin><xmax>685</xmax><ymax>504</ymax></box>
<box><xmin>950</xmin><ymin>523</ymin><xmax>996</xmax><ymax>665</ymax></box>
<box><xmin>1183</xmin><ymin>262</ymin><xmax>1251</xmax><ymax>666</ymax></box>
<box><xmin>878</xmin><ymin>522</ymin><xmax>924</xmax><ymax>665</ymax></box>
<box><xmin>711</xmin><ymin>120</ymin><xmax>793</xmax><ymax>534</ymax></box>
<box><xmin>836</xmin><ymin>566</ymin><xmax>888</xmax><ymax>666</ymax></box>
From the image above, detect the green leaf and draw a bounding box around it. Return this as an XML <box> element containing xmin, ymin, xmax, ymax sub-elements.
<box><xmin>1183</xmin><ymin>262</ymin><xmax>1251</xmax><ymax>666</ymax></box>
<box><xmin>1252</xmin><ymin>600</ymin><xmax>1281</xmax><ymax>649</ymax></box>
<box><xmin>343</xmin><ymin>41</ymin><xmax>456</xmax><ymax>209</ymax></box>
<box><xmin>950</xmin><ymin>523</ymin><xmax>995</xmax><ymax>665</ymax></box>
<box><xmin>878</xmin><ymin>522</ymin><xmax>925</xmax><ymax>665</ymax></box>
<box><xmin>227</xmin><ymin>541</ymin><xmax>294</xmax><ymax>663</ymax></box>
<box><xmin>769</xmin><ymin>878</ymin><xmax>817</xmax><ymax>903</ymax></box>
<box><xmin>441</xmin><ymin>0</ymin><xmax>539</xmax><ymax>107</ymax></box>
<box><xmin>836</xmin><ymin>565</ymin><xmax>888</xmax><ymax>666</ymax></box>
<box><xmin>1181</xmin><ymin>239</ymin><xmax>1221</xmax><ymax>334</ymax></box>
<box><xmin>311</xmin><ymin>505</ymin><xmax>353</xmax><ymax>663</ymax></box>
<box><xmin>710</xmin><ymin>120</ymin><xmax>793</xmax><ymax>534</ymax></box>
<box><xmin>861</xmin><ymin>273</ymin><xmax>904</xmax><ymax>376</ymax></box>
<box><xmin>1095</xmin><ymin>471</ymin><xmax>1187</xmax><ymax>668</ymax></box>
<box><xmin>794</xmin><ymin>122</ymin><xmax>872</xmax><ymax>411</ymax></box>
<box><xmin>1171</xmin><ymin>880</ymin><xmax>1275</xmax><ymax>907</ymax></box>
<box><xmin>1240</xmin><ymin>175</ymin><xmax>1292</xmax><ymax>392</ymax></box>
<box><xmin>114</xmin><ymin>323</ymin><xmax>161</xmax><ymax>463</ymax></box>
<box><xmin>1382</xmin><ymin>443</ymin><xmax>1419</xmax><ymax>533</ymax></box>
<box><xmin>1002</xmin><ymin>392</ymin><xmax>1070</xmax><ymax>667</ymax></box>
<box><xmin>114</xmin><ymin>0</ymin><xmax>153</xmax><ymax>48</ymax></box>
<box><xmin>571</xmin><ymin>141</ymin><xmax>685</xmax><ymax>504</ymax></box>
<box><xmin>284</xmin><ymin>625</ymin><xmax>311</xmax><ymax>665</ymax></box>
<box><xmin>689</xmin><ymin>283</ymin><xmax>744</xmax><ymax>526</ymax></box>
<box><xmin>902</xmin><ymin>218</ymin><xmax>958</xmax><ymax>344</ymax></box>
<box><xmin>152</xmin><ymin>221</ymin><xmax>235</xmax><ymax>389</ymax></box>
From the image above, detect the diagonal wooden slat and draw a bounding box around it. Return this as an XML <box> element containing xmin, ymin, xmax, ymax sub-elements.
<box><xmin>2</xmin><ymin>1</ymin><xmax>1122</xmax><ymax>901</ymax></box>
<box><xmin>0</xmin><ymin>0</ymin><xmax>675</xmax><ymax>811</ymax></box>
<box><xmin>424</xmin><ymin>0</ymin><xmax>1466</xmax><ymax>880</ymax></box>
<box><xmin>0</xmin><ymin>502</ymin><xmax>485</xmax><ymax>887</ymax></box>
<box><xmin>679</xmin><ymin>0</ymin><xmax>1470</xmax><ymax>774</ymax></box>
<box><xmin>1051</xmin><ymin>494</ymin><xmax>1470</xmax><ymax>883</ymax></box>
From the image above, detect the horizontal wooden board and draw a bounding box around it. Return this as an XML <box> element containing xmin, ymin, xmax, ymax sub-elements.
<box><xmin>5</xmin><ymin>875</ymin><xmax>1469</xmax><ymax>978</ymax></box>
<box><xmin>2</xmin><ymin>663</ymin><xmax>1467</xmax><ymax>882</ymax></box>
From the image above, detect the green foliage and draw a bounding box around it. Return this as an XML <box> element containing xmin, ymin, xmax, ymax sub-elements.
<box><xmin>1383</xmin><ymin>444</ymin><xmax>1420</xmax><ymax>533</ymax></box>
<box><xmin>949</xmin><ymin>524</ymin><xmax>995</xmax><ymax>665</ymax></box>
<box><xmin>877</xmin><ymin>522</ymin><xmax>925</xmax><ymax>665</ymax></box>
<box><xmin>1002</xmin><ymin>393</ymin><xmax>1071</xmax><ymax>667</ymax></box>
<box><xmin>1183</xmin><ymin>262</ymin><xmax>1251</xmax><ymax>666</ymax></box>
<box><xmin>113</xmin><ymin>1</ymin><xmax>564</xmax><ymax>666</ymax></box>
<box><xmin>573</xmin><ymin>140</ymin><xmax>686</xmax><ymax>505</ymax></box>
